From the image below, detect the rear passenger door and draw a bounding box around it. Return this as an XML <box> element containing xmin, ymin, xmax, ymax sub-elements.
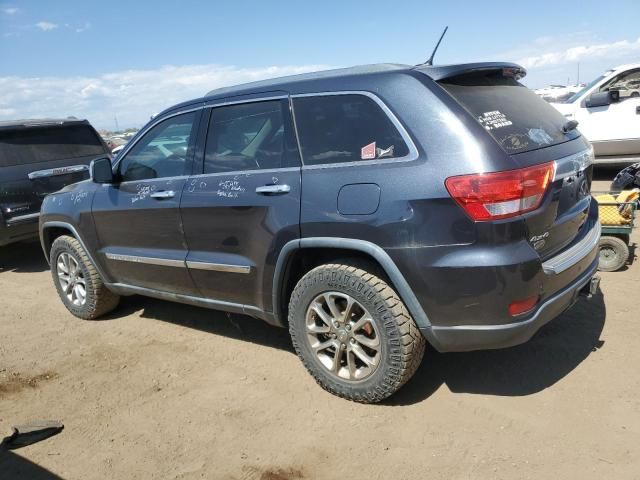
<box><xmin>180</xmin><ymin>96</ymin><xmax>301</xmax><ymax>313</ymax></box>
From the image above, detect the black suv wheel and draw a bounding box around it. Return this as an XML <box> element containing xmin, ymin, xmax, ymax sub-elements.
<box><xmin>50</xmin><ymin>235</ymin><xmax>120</xmax><ymax>319</ymax></box>
<box><xmin>288</xmin><ymin>263</ymin><xmax>425</xmax><ymax>403</ymax></box>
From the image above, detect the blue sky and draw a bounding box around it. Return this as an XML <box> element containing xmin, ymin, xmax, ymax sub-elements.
<box><xmin>1</xmin><ymin>0</ymin><xmax>640</xmax><ymax>129</ymax></box>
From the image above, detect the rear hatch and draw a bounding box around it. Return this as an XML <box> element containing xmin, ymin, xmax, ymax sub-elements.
<box><xmin>0</xmin><ymin>121</ymin><xmax>108</xmax><ymax>224</ymax></box>
<box><xmin>432</xmin><ymin>65</ymin><xmax>593</xmax><ymax>259</ymax></box>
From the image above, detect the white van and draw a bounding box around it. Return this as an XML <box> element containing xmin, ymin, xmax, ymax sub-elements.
<box><xmin>551</xmin><ymin>64</ymin><xmax>640</xmax><ymax>164</ymax></box>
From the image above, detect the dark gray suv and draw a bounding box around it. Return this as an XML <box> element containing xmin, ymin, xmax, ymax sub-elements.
<box><xmin>39</xmin><ymin>63</ymin><xmax>600</xmax><ymax>402</ymax></box>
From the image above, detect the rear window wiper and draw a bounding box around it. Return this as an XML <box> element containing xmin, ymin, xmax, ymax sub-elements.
<box><xmin>562</xmin><ymin>119</ymin><xmax>579</xmax><ymax>133</ymax></box>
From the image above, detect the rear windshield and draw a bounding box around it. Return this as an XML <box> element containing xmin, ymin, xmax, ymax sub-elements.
<box><xmin>439</xmin><ymin>71</ymin><xmax>580</xmax><ymax>154</ymax></box>
<box><xmin>0</xmin><ymin>124</ymin><xmax>106</xmax><ymax>167</ymax></box>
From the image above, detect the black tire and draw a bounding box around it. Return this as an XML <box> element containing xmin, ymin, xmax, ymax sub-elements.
<box><xmin>598</xmin><ymin>236</ymin><xmax>629</xmax><ymax>272</ymax></box>
<box><xmin>50</xmin><ymin>235</ymin><xmax>120</xmax><ymax>319</ymax></box>
<box><xmin>288</xmin><ymin>263</ymin><xmax>426</xmax><ymax>403</ymax></box>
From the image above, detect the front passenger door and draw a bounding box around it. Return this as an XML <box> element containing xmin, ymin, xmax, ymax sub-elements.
<box><xmin>92</xmin><ymin>109</ymin><xmax>202</xmax><ymax>295</ymax></box>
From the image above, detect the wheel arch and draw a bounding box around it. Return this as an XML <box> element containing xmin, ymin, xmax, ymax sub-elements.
<box><xmin>272</xmin><ymin>237</ymin><xmax>432</xmax><ymax>331</ymax></box>
<box><xmin>40</xmin><ymin>221</ymin><xmax>111</xmax><ymax>282</ymax></box>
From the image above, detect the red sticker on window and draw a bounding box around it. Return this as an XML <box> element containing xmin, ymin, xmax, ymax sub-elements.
<box><xmin>361</xmin><ymin>141</ymin><xmax>376</xmax><ymax>160</ymax></box>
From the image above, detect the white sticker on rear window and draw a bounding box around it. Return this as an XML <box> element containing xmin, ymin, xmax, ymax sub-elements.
<box><xmin>527</xmin><ymin>128</ymin><xmax>554</xmax><ymax>145</ymax></box>
<box><xmin>477</xmin><ymin>111</ymin><xmax>513</xmax><ymax>131</ymax></box>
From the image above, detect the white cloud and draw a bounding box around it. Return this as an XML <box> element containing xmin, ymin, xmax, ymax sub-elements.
<box><xmin>517</xmin><ymin>37</ymin><xmax>640</xmax><ymax>69</ymax></box>
<box><xmin>35</xmin><ymin>21</ymin><xmax>58</xmax><ymax>31</ymax></box>
<box><xmin>75</xmin><ymin>22</ymin><xmax>91</xmax><ymax>33</ymax></box>
<box><xmin>0</xmin><ymin>64</ymin><xmax>332</xmax><ymax>129</ymax></box>
<box><xmin>3</xmin><ymin>7</ymin><xmax>18</xmax><ymax>14</ymax></box>
<box><xmin>486</xmin><ymin>33</ymin><xmax>640</xmax><ymax>88</ymax></box>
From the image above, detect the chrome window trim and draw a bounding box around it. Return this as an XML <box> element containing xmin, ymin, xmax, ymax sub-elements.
<box><xmin>105</xmin><ymin>253</ymin><xmax>185</xmax><ymax>268</ymax></box>
<box><xmin>290</xmin><ymin>90</ymin><xmax>419</xmax><ymax>169</ymax></box>
<box><xmin>205</xmin><ymin>95</ymin><xmax>288</xmax><ymax>109</ymax></box>
<box><xmin>187</xmin><ymin>166</ymin><xmax>300</xmax><ymax>179</ymax></box>
<box><xmin>186</xmin><ymin>260</ymin><xmax>251</xmax><ymax>274</ymax></box>
<box><xmin>28</xmin><ymin>164</ymin><xmax>89</xmax><ymax>180</ymax></box>
<box><xmin>113</xmin><ymin>174</ymin><xmax>190</xmax><ymax>187</ymax></box>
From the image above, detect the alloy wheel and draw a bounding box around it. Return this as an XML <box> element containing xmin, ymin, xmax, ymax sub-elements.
<box><xmin>305</xmin><ymin>292</ymin><xmax>381</xmax><ymax>381</ymax></box>
<box><xmin>57</xmin><ymin>252</ymin><xmax>87</xmax><ymax>306</ymax></box>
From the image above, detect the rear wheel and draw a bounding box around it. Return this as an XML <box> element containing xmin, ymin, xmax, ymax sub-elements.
<box><xmin>50</xmin><ymin>235</ymin><xmax>120</xmax><ymax>319</ymax></box>
<box><xmin>598</xmin><ymin>236</ymin><xmax>629</xmax><ymax>272</ymax></box>
<box><xmin>288</xmin><ymin>263</ymin><xmax>425</xmax><ymax>403</ymax></box>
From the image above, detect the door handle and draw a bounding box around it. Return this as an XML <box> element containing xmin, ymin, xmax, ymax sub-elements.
<box><xmin>150</xmin><ymin>190</ymin><xmax>175</xmax><ymax>199</ymax></box>
<box><xmin>636</xmin><ymin>106</ymin><xmax>640</xmax><ymax>115</ymax></box>
<box><xmin>255</xmin><ymin>184</ymin><xmax>291</xmax><ymax>195</ymax></box>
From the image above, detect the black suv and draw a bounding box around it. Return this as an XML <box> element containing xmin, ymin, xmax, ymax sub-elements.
<box><xmin>1</xmin><ymin>118</ymin><xmax>110</xmax><ymax>247</ymax></box>
<box><xmin>39</xmin><ymin>63</ymin><xmax>600</xmax><ymax>402</ymax></box>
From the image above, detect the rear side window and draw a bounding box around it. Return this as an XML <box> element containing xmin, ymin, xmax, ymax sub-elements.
<box><xmin>204</xmin><ymin>100</ymin><xmax>299</xmax><ymax>174</ymax></box>
<box><xmin>293</xmin><ymin>94</ymin><xmax>409</xmax><ymax>166</ymax></box>
<box><xmin>0</xmin><ymin>124</ymin><xmax>106</xmax><ymax>167</ymax></box>
<box><xmin>439</xmin><ymin>71</ymin><xmax>580</xmax><ymax>154</ymax></box>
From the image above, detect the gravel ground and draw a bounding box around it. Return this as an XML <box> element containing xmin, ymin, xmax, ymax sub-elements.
<box><xmin>0</xmin><ymin>172</ymin><xmax>638</xmax><ymax>479</ymax></box>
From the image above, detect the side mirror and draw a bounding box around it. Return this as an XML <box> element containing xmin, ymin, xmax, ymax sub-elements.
<box><xmin>91</xmin><ymin>157</ymin><xmax>114</xmax><ymax>184</ymax></box>
<box><xmin>586</xmin><ymin>90</ymin><xmax>620</xmax><ymax>108</ymax></box>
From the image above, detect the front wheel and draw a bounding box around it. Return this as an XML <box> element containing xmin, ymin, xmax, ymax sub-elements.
<box><xmin>288</xmin><ymin>263</ymin><xmax>425</xmax><ymax>403</ymax></box>
<box><xmin>50</xmin><ymin>235</ymin><xmax>120</xmax><ymax>319</ymax></box>
<box><xmin>598</xmin><ymin>235</ymin><xmax>629</xmax><ymax>272</ymax></box>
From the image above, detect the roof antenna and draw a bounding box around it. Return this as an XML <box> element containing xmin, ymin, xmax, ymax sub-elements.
<box><xmin>424</xmin><ymin>26</ymin><xmax>448</xmax><ymax>66</ymax></box>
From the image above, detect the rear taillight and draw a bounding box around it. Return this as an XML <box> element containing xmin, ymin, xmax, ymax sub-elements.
<box><xmin>508</xmin><ymin>295</ymin><xmax>539</xmax><ymax>316</ymax></box>
<box><xmin>445</xmin><ymin>162</ymin><xmax>555</xmax><ymax>221</ymax></box>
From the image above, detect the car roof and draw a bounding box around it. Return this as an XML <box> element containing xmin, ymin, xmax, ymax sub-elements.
<box><xmin>0</xmin><ymin>118</ymin><xmax>90</xmax><ymax>130</ymax></box>
<box><xmin>203</xmin><ymin>62</ymin><xmax>524</xmax><ymax>99</ymax></box>
<box><xmin>611</xmin><ymin>63</ymin><xmax>640</xmax><ymax>73</ymax></box>
<box><xmin>156</xmin><ymin>61</ymin><xmax>526</xmax><ymax>119</ymax></box>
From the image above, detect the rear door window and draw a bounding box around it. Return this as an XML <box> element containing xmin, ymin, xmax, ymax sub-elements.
<box><xmin>204</xmin><ymin>99</ymin><xmax>299</xmax><ymax>174</ymax></box>
<box><xmin>439</xmin><ymin>71</ymin><xmax>580</xmax><ymax>154</ymax></box>
<box><xmin>292</xmin><ymin>94</ymin><xmax>409</xmax><ymax>166</ymax></box>
<box><xmin>0</xmin><ymin>124</ymin><xmax>106</xmax><ymax>167</ymax></box>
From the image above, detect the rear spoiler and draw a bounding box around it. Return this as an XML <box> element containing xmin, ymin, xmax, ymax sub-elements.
<box><xmin>414</xmin><ymin>62</ymin><xmax>526</xmax><ymax>81</ymax></box>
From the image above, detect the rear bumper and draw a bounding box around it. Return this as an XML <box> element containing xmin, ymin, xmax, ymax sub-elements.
<box><xmin>422</xmin><ymin>254</ymin><xmax>599</xmax><ymax>353</ymax></box>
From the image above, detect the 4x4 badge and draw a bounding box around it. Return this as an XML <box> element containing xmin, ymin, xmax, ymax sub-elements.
<box><xmin>530</xmin><ymin>231</ymin><xmax>549</xmax><ymax>250</ymax></box>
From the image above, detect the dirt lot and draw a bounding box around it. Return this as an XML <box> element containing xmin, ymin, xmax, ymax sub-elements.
<box><xmin>1</xmin><ymin>173</ymin><xmax>639</xmax><ymax>479</ymax></box>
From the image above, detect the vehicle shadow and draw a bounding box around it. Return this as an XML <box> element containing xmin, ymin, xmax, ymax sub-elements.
<box><xmin>0</xmin><ymin>240</ymin><xmax>49</xmax><ymax>274</ymax></box>
<box><xmin>109</xmin><ymin>295</ymin><xmax>295</xmax><ymax>353</ymax></box>
<box><xmin>0</xmin><ymin>450</ymin><xmax>64</xmax><ymax>479</ymax></box>
<box><xmin>388</xmin><ymin>292</ymin><xmax>606</xmax><ymax>405</ymax></box>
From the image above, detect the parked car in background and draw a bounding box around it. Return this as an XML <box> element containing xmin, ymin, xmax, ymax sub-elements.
<box><xmin>550</xmin><ymin>64</ymin><xmax>640</xmax><ymax>165</ymax></box>
<box><xmin>40</xmin><ymin>62</ymin><xmax>600</xmax><ymax>402</ymax></box>
<box><xmin>534</xmin><ymin>83</ymin><xmax>584</xmax><ymax>103</ymax></box>
<box><xmin>0</xmin><ymin>118</ymin><xmax>110</xmax><ymax>247</ymax></box>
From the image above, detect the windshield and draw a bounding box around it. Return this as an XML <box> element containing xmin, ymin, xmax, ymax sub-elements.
<box><xmin>565</xmin><ymin>73</ymin><xmax>610</xmax><ymax>103</ymax></box>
